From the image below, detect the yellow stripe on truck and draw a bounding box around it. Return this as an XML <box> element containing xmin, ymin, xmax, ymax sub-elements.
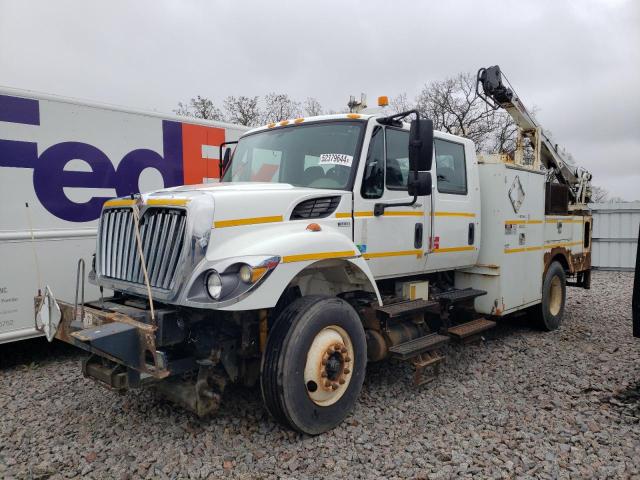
<box><xmin>103</xmin><ymin>199</ymin><xmax>135</xmax><ymax>207</ymax></box>
<box><xmin>504</xmin><ymin>219</ymin><xmax>543</xmax><ymax>225</ymax></box>
<box><xmin>434</xmin><ymin>211</ymin><xmax>476</xmax><ymax>218</ymax></box>
<box><xmin>432</xmin><ymin>246</ymin><xmax>476</xmax><ymax>253</ymax></box>
<box><xmin>214</xmin><ymin>215</ymin><xmax>283</xmax><ymax>228</ymax></box>
<box><xmin>504</xmin><ymin>241</ymin><xmax>582</xmax><ymax>254</ymax></box>
<box><xmin>147</xmin><ymin>198</ymin><xmax>190</xmax><ymax>207</ymax></box>
<box><xmin>363</xmin><ymin>249</ymin><xmax>423</xmax><ymax>259</ymax></box>
<box><xmin>282</xmin><ymin>250</ymin><xmax>357</xmax><ymax>263</ymax></box>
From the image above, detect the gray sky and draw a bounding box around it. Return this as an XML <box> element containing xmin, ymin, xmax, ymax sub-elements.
<box><xmin>1</xmin><ymin>0</ymin><xmax>638</xmax><ymax>199</ymax></box>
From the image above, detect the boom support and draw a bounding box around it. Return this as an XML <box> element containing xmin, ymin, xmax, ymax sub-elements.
<box><xmin>477</xmin><ymin>65</ymin><xmax>592</xmax><ymax>204</ymax></box>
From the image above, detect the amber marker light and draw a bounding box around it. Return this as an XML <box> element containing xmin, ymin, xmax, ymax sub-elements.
<box><xmin>378</xmin><ymin>96</ymin><xmax>389</xmax><ymax>107</ymax></box>
<box><xmin>306</xmin><ymin>223</ymin><xmax>322</xmax><ymax>232</ymax></box>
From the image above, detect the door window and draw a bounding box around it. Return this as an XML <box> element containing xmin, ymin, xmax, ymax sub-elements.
<box><xmin>361</xmin><ymin>126</ymin><xmax>384</xmax><ymax>199</ymax></box>
<box><xmin>386</xmin><ymin>128</ymin><xmax>410</xmax><ymax>190</ymax></box>
<box><xmin>435</xmin><ymin>139</ymin><xmax>467</xmax><ymax>195</ymax></box>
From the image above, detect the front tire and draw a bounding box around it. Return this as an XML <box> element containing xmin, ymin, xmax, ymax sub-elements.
<box><xmin>260</xmin><ymin>295</ymin><xmax>367</xmax><ymax>435</ymax></box>
<box><xmin>534</xmin><ymin>261</ymin><xmax>567</xmax><ymax>331</ymax></box>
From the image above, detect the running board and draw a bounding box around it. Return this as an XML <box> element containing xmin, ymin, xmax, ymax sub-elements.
<box><xmin>433</xmin><ymin>288</ymin><xmax>487</xmax><ymax>306</ymax></box>
<box><xmin>375</xmin><ymin>299</ymin><xmax>439</xmax><ymax>319</ymax></box>
<box><xmin>447</xmin><ymin>318</ymin><xmax>496</xmax><ymax>342</ymax></box>
<box><xmin>389</xmin><ymin>333</ymin><xmax>450</xmax><ymax>360</ymax></box>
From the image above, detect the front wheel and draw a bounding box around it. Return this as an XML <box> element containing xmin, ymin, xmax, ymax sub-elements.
<box><xmin>260</xmin><ymin>295</ymin><xmax>367</xmax><ymax>435</ymax></box>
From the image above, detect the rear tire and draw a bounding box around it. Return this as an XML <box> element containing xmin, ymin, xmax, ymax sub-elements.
<box><xmin>533</xmin><ymin>261</ymin><xmax>567</xmax><ymax>331</ymax></box>
<box><xmin>260</xmin><ymin>295</ymin><xmax>367</xmax><ymax>435</ymax></box>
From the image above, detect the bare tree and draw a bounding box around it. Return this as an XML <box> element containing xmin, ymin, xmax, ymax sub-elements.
<box><xmin>389</xmin><ymin>93</ymin><xmax>413</xmax><ymax>114</ymax></box>
<box><xmin>416</xmin><ymin>73</ymin><xmax>511</xmax><ymax>152</ymax></box>
<box><xmin>223</xmin><ymin>95</ymin><xmax>261</xmax><ymax>126</ymax></box>
<box><xmin>488</xmin><ymin>112</ymin><xmax>518</xmax><ymax>156</ymax></box>
<box><xmin>174</xmin><ymin>95</ymin><xmax>224</xmax><ymax>121</ymax></box>
<box><xmin>303</xmin><ymin>97</ymin><xmax>323</xmax><ymax>117</ymax></box>
<box><xmin>262</xmin><ymin>93</ymin><xmax>302</xmax><ymax>123</ymax></box>
<box><xmin>590</xmin><ymin>185</ymin><xmax>610</xmax><ymax>203</ymax></box>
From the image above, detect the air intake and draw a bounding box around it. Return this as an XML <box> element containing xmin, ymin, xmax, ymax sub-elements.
<box><xmin>291</xmin><ymin>196</ymin><xmax>341</xmax><ymax>220</ymax></box>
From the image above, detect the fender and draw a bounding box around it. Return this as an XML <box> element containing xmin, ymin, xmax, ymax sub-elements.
<box><xmin>195</xmin><ymin>222</ymin><xmax>382</xmax><ymax>311</ymax></box>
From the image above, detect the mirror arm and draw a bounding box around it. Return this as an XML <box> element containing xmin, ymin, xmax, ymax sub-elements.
<box><xmin>374</xmin><ymin>196</ymin><xmax>418</xmax><ymax>217</ymax></box>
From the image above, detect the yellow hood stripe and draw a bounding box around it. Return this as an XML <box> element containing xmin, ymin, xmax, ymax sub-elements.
<box><xmin>283</xmin><ymin>250</ymin><xmax>357</xmax><ymax>263</ymax></box>
<box><xmin>214</xmin><ymin>215</ymin><xmax>283</xmax><ymax>228</ymax></box>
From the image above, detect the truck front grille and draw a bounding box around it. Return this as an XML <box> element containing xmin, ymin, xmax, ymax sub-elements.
<box><xmin>99</xmin><ymin>207</ymin><xmax>187</xmax><ymax>290</ymax></box>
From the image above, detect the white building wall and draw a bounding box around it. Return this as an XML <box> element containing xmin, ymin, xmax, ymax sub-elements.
<box><xmin>589</xmin><ymin>202</ymin><xmax>640</xmax><ymax>271</ymax></box>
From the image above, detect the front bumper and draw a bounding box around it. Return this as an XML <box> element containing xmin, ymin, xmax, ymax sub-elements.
<box><xmin>34</xmin><ymin>295</ymin><xmax>194</xmax><ymax>387</ymax></box>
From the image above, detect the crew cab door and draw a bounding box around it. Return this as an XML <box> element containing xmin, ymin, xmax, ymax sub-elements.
<box><xmin>424</xmin><ymin>134</ymin><xmax>480</xmax><ymax>271</ymax></box>
<box><xmin>353</xmin><ymin>125</ymin><xmax>429</xmax><ymax>278</ymax></box>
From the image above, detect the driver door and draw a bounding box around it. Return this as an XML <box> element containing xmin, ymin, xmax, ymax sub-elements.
<box><xmin>353</xmin><ymin>126</ymin><xmax>428</xmax><ymax>279</ymax></box>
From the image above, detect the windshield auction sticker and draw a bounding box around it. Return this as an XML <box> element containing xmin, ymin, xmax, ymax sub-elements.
<box><xmin>319</xmin><ymin>153</ymin><xmax>353</xmax><ymax>167</ymax></box>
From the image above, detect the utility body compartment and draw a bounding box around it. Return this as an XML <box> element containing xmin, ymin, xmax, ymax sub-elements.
<box><xmin>455</xmin><ymin>162</ymin><xmax>591</xmax><ymax>316</ymax></box>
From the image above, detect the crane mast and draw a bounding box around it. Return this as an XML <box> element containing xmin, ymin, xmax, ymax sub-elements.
<box><xmin>477</xmin><ymin>65</ymin><xmax>592</xmax><ymax>206</ymax></box>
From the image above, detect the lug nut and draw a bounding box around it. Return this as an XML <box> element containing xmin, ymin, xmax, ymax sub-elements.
<box><xmin>343</xmin><ymin>368</ymin><xmax>350</xmax><ymax>374</ymax></box>
<box><xmin>331</xmin><ymin>382</ymin><xmax>339</xmax><ymax>390</ymax></box>
<box><xmin>344</xmin><ymin>356</ymin><xmax>351</xmax><ymax>362</ymax></box>
<box><xmin>340</xmin><ymin>346</ymin><xmax>347</xmax><ymax>353</ymax></box>
<box><xmin>321</xmin><ymin>371</ymin><xmax>327</xmax><ymax>378</ymax></box>
<box><xmin>324</xmin><ymin>380</ymin><xmax>332</xmax><ymax>388</ymax></box>
<box><xmin>339</xmin><ymin>378</ymin><xmax>345</xmax><ymax>385</ymax></box>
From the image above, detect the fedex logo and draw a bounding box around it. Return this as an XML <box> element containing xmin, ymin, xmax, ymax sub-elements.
<box><xmin>0</xmin><ymin>94</ymin><xmax>225</xmax><ymax>222</ymax></box>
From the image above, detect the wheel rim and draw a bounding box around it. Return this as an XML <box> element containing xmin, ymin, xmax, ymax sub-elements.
<box><xmin>304</xmin><ymin>325</ymin><xmax>354</xmax><ymax>407</ymax></box>
<box><xmin>549</xmin><ymin>275</ymin><xmax>562</xmax><ymax>316</ymax></box>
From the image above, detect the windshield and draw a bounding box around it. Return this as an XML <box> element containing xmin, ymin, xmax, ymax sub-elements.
<box><xmin>222</xmin><ymin>121</ymin><xmax>364</xmax><ymax>190</ymax></box>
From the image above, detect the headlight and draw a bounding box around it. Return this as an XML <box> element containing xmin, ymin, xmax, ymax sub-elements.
<box><xmin>206</xmin><ymin>271</ymin><xmax>223</xmax><ymax>299</ymax></box>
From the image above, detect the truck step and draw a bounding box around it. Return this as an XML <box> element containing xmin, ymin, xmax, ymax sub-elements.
<box><xmin>447</xmin><ymin>318</ymin><xmax>496</xmax><ymax>341</ymax></box>
<box><xmin>389</xmin><ymin>333</ymin><xmax>450</xmax><ymax>360</ymax></box>
<box><xmin>433</xmin><ymin>288</ymin><xmax>487</xmax><ymax>305</ymax></box>
<box><xmin>375</xmin><ymin>299</ymin><xmax>439</xmax><ymax>319</ymax></box>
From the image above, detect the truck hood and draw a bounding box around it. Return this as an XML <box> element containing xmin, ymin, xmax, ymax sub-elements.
<box><xmin>143</xmin><ymin>182</ymin><xmax>351</xmax><ymax>226</ymax></box>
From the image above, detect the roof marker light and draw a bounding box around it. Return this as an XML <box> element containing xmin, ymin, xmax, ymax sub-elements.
<box><xmin>346</xmin><ymin>113</ymin><xmax>361</xmax><ymax>119</ymax></box>
<box><xmin>294</xmin><ymin>118</ymin><xmax>304</xmax><ymax>124</ymax></box>
<box><xmin>280</xmin><ymin>120</ymin><xmax>290</xmax><ymax>126</ymax></box>
<box><xmin>267</xmin><ymin>122</ymin><xmax>276</xmax><ymax>128</ymax></box>
<box><xmin>377</xmin><ymin>96</ymin><xmax>389</xmax><ymax>107</ymax></box>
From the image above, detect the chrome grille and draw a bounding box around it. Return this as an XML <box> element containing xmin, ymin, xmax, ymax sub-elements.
<box><xmin>99</xmin><ymin>207</ymin><xmax>187</xmax><ymax>290</ymax></box>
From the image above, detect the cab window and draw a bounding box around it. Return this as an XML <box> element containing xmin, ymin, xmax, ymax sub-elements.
<box><xmin>435</xmin><ymin>139</ymin><xmax>467</xmax><ymax>195</ymax></box>
<box><xmin>385</xmin><ymin>128</ymin><xmax>409</xmax><ymax>190</ymax></box>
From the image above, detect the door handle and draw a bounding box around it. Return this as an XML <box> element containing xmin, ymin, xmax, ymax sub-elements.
<box><xmin>415</xmin><ymin>223</ymin><xmax>423</xmax><ymax>249</ymax></box>
<box><xmin>468</xmin><ymin>223</ymin><xmax>475</xmax><ymax>245</ymax></box>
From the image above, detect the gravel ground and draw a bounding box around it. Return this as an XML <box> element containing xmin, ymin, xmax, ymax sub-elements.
<box><xmin>1</xmin><ymin>271</ymin><xmax>638</xmax><ymax>479</ymax></box>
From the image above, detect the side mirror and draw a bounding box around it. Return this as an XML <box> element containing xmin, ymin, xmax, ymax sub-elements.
<box><xmin>219</xmin><ymin>141</ymin><xmax>238</xmax><ymax>177</ymax></box>
<box><xmin>409</xmin><ymin>119</ymin><xmax>434</xmax><ymax>172</ymax></box>
<box><xmin>408</xmin><ymin>171</ymin><xmax>432</xmax><ymax>197</ymax></box>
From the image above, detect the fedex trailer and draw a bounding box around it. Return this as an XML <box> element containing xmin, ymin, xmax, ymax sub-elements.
<box><xmin>0</xmin><ymin>87</ymin><xmax>248</xmax><ymax>343</ymax></box>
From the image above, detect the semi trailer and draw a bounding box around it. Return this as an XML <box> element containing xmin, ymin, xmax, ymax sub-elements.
<box><xmin>36</xmin><ymin>66</ymin><xmax>593</xmax><ymax>434</ymax></box>
<box><xmin>0</xmin><ymin>87</ymin><xmax>247</xmax><ymax>344</ymax></box>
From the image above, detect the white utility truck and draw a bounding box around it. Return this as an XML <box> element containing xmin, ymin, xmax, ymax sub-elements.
<box><xmin>0</xmin><ymin>87</ymin><xmax>247</xmax><ymax>344</ymax></box>
<box><xmin>37</xmin><ymin>66</ymin><xmax>593</xmax><ymax>434</ymax></box>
